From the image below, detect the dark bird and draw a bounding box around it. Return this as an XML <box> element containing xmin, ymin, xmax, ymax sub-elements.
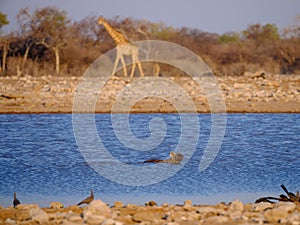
<box><xmin>77</xmin><ymin>190</ymin><xmax>94</xmax><ymax>206</ymax></box>
<box><xmin>13</xmin><ymin>192</ymin><xmax>20</xmax><ymax>208</ymax></box>
<box><xmin>255</xmin><ymin>197</ymin><xmax>279</xmax><ymax>204</ymax></box>
<box><xmin>281</xmin><ymin>184</ymin><xmax>299</xmax><ymax>202</ymax></box>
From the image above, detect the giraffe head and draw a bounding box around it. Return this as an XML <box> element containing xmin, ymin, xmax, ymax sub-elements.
<box><xmin>98</xmin><ymin>17</ymin><xmax>105</xmax><ymax>25</ymax></box>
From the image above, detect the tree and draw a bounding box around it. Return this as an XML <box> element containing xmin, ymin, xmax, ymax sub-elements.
<box><xmin>74</xmin><ymin>15</ymin><xmax>103</xmax><ymax>47</ymax></box>
<box><xmin>0</xmin><ymin>12</ymin><xmax>9</xmax><ymax>30</ymax></box>
<box><xmin>242</xmin><ymin>23</ymin><xmax>279</xmax><ymax>49</ymax></box>
<box><xmin>18</xmin><ymin>7</ymin><xmax>70</xmax><ymax>75</ymax></box>
<box><xmin>16</xmin><ymin>8</ymin><xmax>35</xmax><ymax>72</ymax></box>
<box><xmin>218</xmin><ymin>32</ymin><xmax>241</xmax><ymax>44</ymax></box>
<box><xmin>0</xmin><ymin>38</ymin><xmax>10</xmax><ymax>75</ymax></box>
<box><xmin>278</xmin><ymin>15</ymin><xmax>300</xmax><ymax>73</ymax></box>
<box><xmin>0</xmin><ymin>12</ymin><xmax>9</xmax><ymax>74</ymax></box>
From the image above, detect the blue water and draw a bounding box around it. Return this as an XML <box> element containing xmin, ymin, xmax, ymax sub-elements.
<box><xmin>0</xmin><ymin>113</ymin><xmax>299</xmax><ymax>207</ymax></box>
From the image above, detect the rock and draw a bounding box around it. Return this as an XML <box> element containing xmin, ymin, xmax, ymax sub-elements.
<box><xmin>145</xmin><ymin>201</ymin><xmax>157</xmax><ymax>207</ymax></box>
<box><xmin>186</xmin><ymin>211</ymin><xmax>200</xmax><ymax>221</ymax></box>
<box><xmin>202</xmin><ymin>215</ymin><xmax>228</xmax><ymax>224</ymax></box>
<box><xmin>29</xmin><ymin>207</ymin><xmax>49</xmax><ymax>223</ymax></box>
<box><xmin>126</xmin><ymin>204</ymin><xmax>138</xmax><ymax>209</ymax></box>
<box><xmin>85</xmin><ymin>215</ymin><xmax>107</xmax><ymax>225</ymax></box>
<box><xmin>183</xmin><ymin>200</ymin><xmax>192</xmax><ymax>208</ymax></box>
<box><xmin>161</xmin><ymin>203</ymin><xmax>169</xmax><ymax>208</ymax></box>
<box><xmin>288</xmin><ymin>212</ymin><xmax>300</xmax><ymax>225</ymax></box>
<box><xmin>4</xmin><ymin>218</ymin><xmax>16</xmax><ymax>224</ymax></box>
<box><xmin>253</xmin><ymin>202</ymin><xmax>273</xmax><ymax>212</ymax></box>
<box><xmin>264</xmin><ymin>208</ymin><xmax>289</xmax><ymax>223</ymax></box>
<box><xmin>251</xmin><ymin>70</ymin><xmax>266</xmax><ymax>79</ymax></box>
<box><xmin>68</xmin><ymin>214</ymin><xmax>83</xmax><ymax>223</ymax></box>
<box><xmin>244</xmin><ymin>71</ymin><xmax>253</xmax><ymax>77</ymax></box>
<box><xmin>230</xmin><ymin>210</ymin><xmax>243</xmax><ymax>221</ymax></box>
<box><xmin>233</xmin><ymin>82</ymin><xmax>251</xmax><ymax>89</ymax></box>
<box><xmin>102</xmin><ymin>218</ymin><xmax>123</xmax><ymax>225</ymax></box>
<box><xmin>116</xmin><ymin>214</ymin><xmax>133</xmax><ymax>224</ymax></box>
<box><xmin>267</xmin><ymin>81</ymin><xmax>280</xmax><ymax>87</ymax></box>
<box><xmin>196</xmin><ymin>206</ymin><xmax>217</xmax><ymax>214</ymax></box>
<box><xmin>66</xmin><ymin>205</ymin><xmax>82</xmax><ymax>214</ymax></box>
<box><xmin>48</xmin><ymin>211</ymin><xmax>67</xmax><ymax>222</ymax></box>
<box><xmin>276</xmin><ymin>202</ymin><xmax>296</xmax><ymax>212</ymax></box>
<box><xmin>169</xmin><ymin>211</ymin><xmax>188</xmax><ymax>222</ymax></box>
<box><xmin>50</xmin><ymin>201</ymin><xmax>64</xmax><ymax>209</ymax></box>
<box><xmin>16</xmin><ymin>204</ymin><xmax>39</xmax><ymax>210</ymax></box>
<box><xmin>250</xmin><ymin>215</ymin><xmax>265</xmax><ymax>224</ymax></box>
<box><xmin>228</xmin><ymin>200</ymin><xmax>244</xmax><ymax>212</ymax></box>
<box><xmin>114</xmin><ymin>201</ymin><xmax>124</xmax><ymax>208</ymax></box>
<box><xmin>83</xmin><ymin>199</ymin><xmax>111</xmax><ymax>222</ymax></box>
<box><xmin>132</xmin><ymin>208</ymin><xmax>165</xmax><ymax>222</ymax></box>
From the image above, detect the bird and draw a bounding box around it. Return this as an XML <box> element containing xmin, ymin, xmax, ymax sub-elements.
<box><xmin>77</xmin><ymin>190</ymin><xmax>94</xmax><ymax>206</ymax></box>
<box><xmin>281</xmin><ymin>184</ymin><xmax>299</xmax><ymax>202</ymax></box>
<box><xmin>13</xmin><ymin>192</ymin><xmax>20</xmax><ymax>208</ymax></box>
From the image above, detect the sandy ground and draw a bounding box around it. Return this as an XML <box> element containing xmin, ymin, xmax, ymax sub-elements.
<box><xmin>0</xmin><ymin>73</ymin><xmax>299</xmax><ymax>114</ymax></box>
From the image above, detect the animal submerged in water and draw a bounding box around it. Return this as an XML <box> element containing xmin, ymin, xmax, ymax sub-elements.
<box><xmin>144</xmin><ymin>151</ymin><xmax>184</xmax><ymax>164</ymax></box>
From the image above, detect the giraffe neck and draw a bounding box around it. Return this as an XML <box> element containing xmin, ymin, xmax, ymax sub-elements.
<box><xmin>101</xmin><ymin>19</ymin><xmax>130</xmax><ymax>46</ymax></box>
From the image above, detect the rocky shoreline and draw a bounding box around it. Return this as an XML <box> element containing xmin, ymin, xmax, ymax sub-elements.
<box><xmin>0</xmin><ymin>72</ymin><xmax>299</xmax><ymax>114</ymax></box>
<box><xmin>1</xmin><ymin>199</ymin><xmax>300</xmax><ymax>224</ymax></box>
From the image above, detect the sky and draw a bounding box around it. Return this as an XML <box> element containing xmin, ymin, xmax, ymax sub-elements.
<box><xmin>1</xmin><ymin>0</ymin><xmax>300</xmax><ymax>34</ymax></box>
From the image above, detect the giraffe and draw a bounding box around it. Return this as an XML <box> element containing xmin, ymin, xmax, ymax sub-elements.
<box><xmin>97</xmin><ymin>17</ymin><xmax>144</xmax><ymax>78</ymax></box>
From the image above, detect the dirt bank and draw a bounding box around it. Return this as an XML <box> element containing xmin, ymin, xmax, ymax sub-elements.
<box><xmin>0</xmin><ymin>73</ymin><xmax>299</xmax><ymax>114</ymax></box>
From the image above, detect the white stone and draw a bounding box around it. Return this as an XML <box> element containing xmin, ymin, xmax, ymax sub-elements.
<box><xmin>253</xmin><ymin>202</ymin><xmax>273</xmax><ymax>212</ymax></box>
<box><xmin>113</xmin><ymin>201</ymin><xmax>124</xmax><ymax>208</ymax></box>
<box><xmin>4</xmin><ymin>218</ymin><xmax>16</xmax><ymax>224</ymax></box>
<box><xmin>101</xmin><ymin>218</ymin><xmax>123</xmax><ymax>225</ymax></box>
<box><xmin>264</xmin><ymin>208</ymin><xmax>289</xmax><ymax>223</ymax></box>
<box><xmin>114</xmin><ymin>221</ymin><xmax>123</xmax><ymax>225</ymax></box>
<box><xmin>204</xmin><ymin>215</ymin><xmax>228</xmax><ymax>224</ymax></box>
<box><xmin>196</xmin><ymin>206</ymin><xmax>216</xmax><ymax>214</ymax></box>
<box><xmin>85</xmin><ymin>215</ymin><xmax>106</xmax><ymax>225</ymax></box>
<box><xmin>230</xmin><ymin>210</ymin><xmax>243</xmax><ymax>221</ymax></box>
<box><xmin>16</xmin><ymin>204</ymin><xmax>39</xmax><ymax>210</ymax></box>
<box><xmin>288</xmin><ymin>213</ymin><xmax>300</xmax><ymax>225</ymax></box>
<box><xmin>68</xmin><ymin>214</ymin><xmax>83</xmax><ymax>223</ymax></box>
<box><xmin>83</xmin><ymin>199</ymin><xmax>111</xmax><ymax>222</ymax></box>
<box><xmin>29</xmin><ymin>207</ymin><xmax>49</xmax><ymax>223</ymax></box>
<box><xmin>183</xmin><ymin>200</ymin><xmax>192</xmax><ymax>208</ymax></box>
<box><xmin>276</xmin><ymin>202</ymin><xmax>296</xmax><ymax>212</ymax></box>
<box><xmin>50</xmin><ymin>201</ymin><xmax>64</xmax><ymax>209</ymax></box>
<box><xmin>229</xmin><ymin>200</ymin><xmax>244</xmax><ymax>212</ymax></box>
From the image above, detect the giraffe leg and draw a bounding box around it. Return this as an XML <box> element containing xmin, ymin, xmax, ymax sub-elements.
<box><xmin>137</xmin><ymin>61</ymin><xmax>144</xmax><ymax>77</ymax></box>
<box><xmin>120</xmin><ymin>55</ymin><xmax>127</xmax><ymax>77</ymax></box>
<box><xmin>130</xmin><ymin>63</ymin><xmax>137</xmax><ymax>78</ymax></box>
<box><xmin>112</xmin><ymin>55</ymin><xmax>120</xmax><ymax>76</ymax></box>
<box><xmin>131</xmin><ymin>54</ymin><xmax>144</xmax><ymax>78</ymax></box>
